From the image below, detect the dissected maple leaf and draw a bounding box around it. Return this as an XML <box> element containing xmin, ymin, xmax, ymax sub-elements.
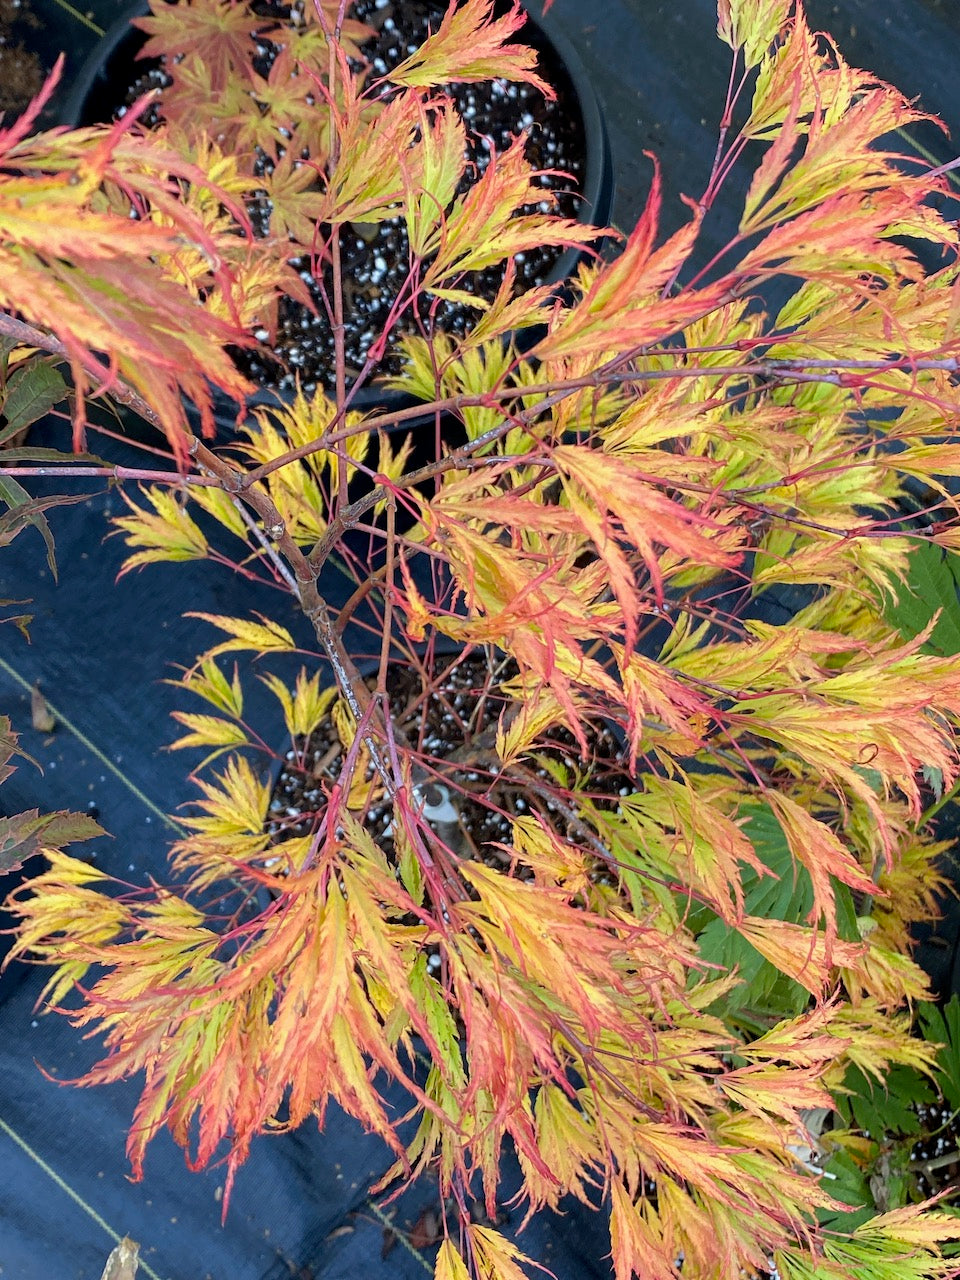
<box><xmin>135</xmin><ymin>2</ymin><xmax>265</xmax><ymax>95</ymax></box>
<box><xmin>763</xmin><ymin>792</ymin><xmax>878</xmax><ymax>951</ymax></box>
<box><xmin>388</xmin><ymin>0</ymin><xmax>553</xmax><ymax>96</ymax></box>
<box><xmin>404</xmin><ymin>100</ymin><xmax>467</xmax><ymax>259</ymax></box>
<box><xmin>552</xmin><ymin>441</ymin><xmax>742</xmax><ymax>619</ymax></box>
<box><xmin>0</xmin><ymin>122</ymin><xmax>258</xmax><ymax>451</ymax></box>
<box><xmin>113</xmin><ymin>487</ymin><xmax>210</xmax><ymax>573</ymax></box>
<box><xmin>313</xmin><ymin>89</ymin><xmax>422</xmax><ymax>227</ymax></box>
<box><xmin>186</xmin><ymin>612</ymin><xmax>298</xmax><ymax>659</ymax></box>
<box><xmin>717</xmin><ymin>0</ymin><xmax>793</xmax><ymax>69</ymax></box>
<box><xmin>421</xmin><ymin>133</ymin><xmax>598</xmax><ymax>300</ymax></box>
<box><xmin>736</xmin><ymin>916</ymin><xmax>865</xmax><ymax>996</ymax></box>
<box><xmin>435</xmin><ymin>1240</ymin><xmax>471</xmax><ymax>1280</ymax></box>
<box><xmin>534</xmin><ymin>160</ymin><xmax>726</xmax><ymax>361</ymax></box>
<box><xmin>610</xmin><ymin>1179</ymin><xmax>677</xmax><ymax>1280</ymax></box>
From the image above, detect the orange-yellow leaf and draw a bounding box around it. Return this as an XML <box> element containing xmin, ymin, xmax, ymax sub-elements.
<box><xmin>535</xmin><ymin>161</ymin><xmax>725</xmax><ymax>360</ymax></box>
<box><xmin>188</xmin><ymin>612</ymin><xmax>297</xmax><ymax>658</ymax></box>
<box><xmin>467</xmin><ymin>1223</ymin><xmax>540</xmax><ymax>1280</ymax></box>
<box><xmin>389</xmin><ymin>0</ymin><xmax>553</xmax><ymax>96</ymax></box>
<box><xmin>764</xmin><ymin>792</ymin><xmax>878</xmax><ymax>950</ymax></box>
<box><xmin>857</xmin><ymin>1201</ymin><xmax>960</xmax><ymax>1248</ymax></box>
<box><xmin>552</xmin><ymin>443</ymin><xmax>741</xmax><ymax>615</ymax></box>
<box><xmin>435</xmin><ymin>1240</ymin><xmax>471</xmax><ymax>1280</ymax></box>
<box><xmin>718</xmin><ymin>1062</ymin><xmax>834</xmax><ymax>1128</ymax></box>
<box><xmin>736</xmin><ymin>917</ymin><xmax>865</xmax><ymax>996</ymax></box>
<box><xmin>610</xmin><ymin>1179</ymin><xmax>678</xmax><ymax>1280</ymax></box>
<box><xmin>716</xmin><ymin>0</ymin><xmax>792</xmax><ymax>68</ymax></box>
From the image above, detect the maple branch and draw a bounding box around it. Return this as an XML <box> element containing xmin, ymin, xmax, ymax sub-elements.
<box><xmin>0</xmin><ymin>465</ymin><xmax>217</xmax><ymax>484</ymax></box>
<box><xmin>922</xmin><ymin>154</ymin><xmax>960</xmax><ymax>183</ymax></box>
<box><xmin>728</xmin><ymin>496</ymin><xmax>935</xmax><ymax>542</ymax></box>
<box><xmin>0</xmin><ymin>313</ymin><xmax>171</xmax><ymax>431</ymax></box>
<box><xmin>306</xmin><ymin>421</ymin><xmax>516</xmax><ymax>572</ymax></box>
<box><xmin>328</xmin><ymin>218</ymin><xmax>349</xmax><ymax>503</ymax></box>
<box><xmin>317</xmin><ymin>0</ymin><xmax>352</xmax><ymax>501</ymax></box>
<box><xmin>185</xmin><ymin>434</ymin><xmax>403</xmax><ymax>800</ymax></box>
<box><xmin>546</xmin><ymin>1012</ymin><xmax>665</xmax><ymax>1122</ymax></box>
<box><xmin>916</xmin><ymin>1149</ymin><xmax>960</xmax><ymax>1177</ymax></box>
<box><xmin>227</xmin><ymin>495</ymin><xmax>304</xmax><ymax>598</ymax></box>
<box><xmin>240</xmin><ymin>351</ymin><xmax>960</xmax><ymax>489</ymax></box>
<box><xmin>701</xmin><ymin>53</ymin><xmax>754</xmax><ymax>213</ymax></box>
<box><xmin>661</xmin><ymin>53</ymin><xmax>749</xmax><ymax>296</ymax></box>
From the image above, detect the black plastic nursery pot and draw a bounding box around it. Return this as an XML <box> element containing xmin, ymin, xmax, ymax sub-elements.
<box><xmin>252</xmin><ymin>646</ymin><xmax>633</xmax><ymax>1253</ymax></box>
<box><xmin>267</xmin><ymin>645</ymin><xmax>629</xmax><ymax>858</ymax></box>
<box><xmin>61</xmin><ymin>0</ymin><xmax>612</xmax><ymax>437</ymax></box>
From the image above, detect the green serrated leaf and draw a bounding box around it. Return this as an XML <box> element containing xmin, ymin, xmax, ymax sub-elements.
<box><xmin>0</xmin><ymin>598</ymin><xmax>32</xmax><ymax>639</ymax></box>
<box><xmin>0</xmin><ymin>713</ymin><xmax>39</xmax><ymax>779</ymax></box>
<box><xmin>836</xmin><ymin>1062</ymin><xmax>934</xmax><ymax>1138</ymax></box>
<box><xmin>1</xmin><ymin>361</ymin><xmax>68</xmax><ymax>441</ymax></box>
<box><xmin>696</xmin><ymin>803</ymin><xmax>813</xmax><ymax>1019</ymax></box>
<box><xmin>834</xmin><ymin>881</ymin><xmax>861</xmax><ymax>943</ymax></box>
<box><xmin>921</xmin><ymin>763</ymin><xmax>945</xmax><ymax>801</ymax></box>
<box><xmin>0</xmin><ymin>713</ymin><xmax>18</xmax><ymax>784</ymax></box>
<box><xmin>918</xmin><ymin>994</ymin><xmax>960</xmax><ymax>1114</ymax></box>
<box><xmin>882</xmin><ymin>540</ymin><xmax>960</xmax><ymax>657</ymax></box>
<box><xmin>816</xmin><ymin>1146</ymin><xmax>877</xmax><ymax>1231</ymax></box>
<box><xmin>0</xmin><ymin>491</ymin><xmax>87</xmax><ymax>576</ymax></box>
<box><xmin>0</xmin><ymin>478</ymin><xmax>62</xmax><ymax>577</ymax></box>
<box><xmin>397</xmin><ymin>833</ymin><xmax>424</xmax><ymax>907</ymax></box>
<box><xmin>410</xmin><ymin>957</ymin><xmax>465</xmax><ymax>1086</ymax></box>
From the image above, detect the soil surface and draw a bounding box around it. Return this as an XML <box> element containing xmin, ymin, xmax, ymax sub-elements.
<box><xmin>268</xmin><ymin>649</ymin><xmax>628</xmax><ymax>872</ymax></box>
<box><xmin>114</xmin><ymin>0</ymin><xmax>590</xmax><ymax>397</ymax></box>
<box><xmin>911</xmin><ymin>1101</ymin><xmax>960</xmax><ymax>1198</ymax></box>
<box><xmin>0</xmin><ymin>0</ymin><xmax>45</xmax><ymax>115</ymax></box>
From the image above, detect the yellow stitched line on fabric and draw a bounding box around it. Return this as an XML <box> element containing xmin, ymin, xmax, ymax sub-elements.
<box><xmin>0</xmin><ymin>653</ymin><xmax>182</xmax><ymax>833</ymax></box>
<box><xmin>364</xmin><ymin>1196</ymin><xmax>433</xmax><ymax>1274</ymax></box>
<box><xmin>0</xmin><ymin>1112</ymin><xmax>167</xmax><ymax>1280</ymax></box>
<box><xmin>48</xmin><ymin>0</ymin><xmax>105</xmax><ymax>36</ymax></box>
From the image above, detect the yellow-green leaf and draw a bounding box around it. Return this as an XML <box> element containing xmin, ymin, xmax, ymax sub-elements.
<box><xmin>717</xmin><ymin>0</ymin><xmax>792</xmax><ymax>69</ymax></box>
<box><xmin>434</xmin><ymin>1240</ymin><xmax>471</xmax><ymax>1280</ymax></box>
<box><xmin>389</xmin><ymin>0</ymin><xmax>552</xmax><ymax>95</ymax></box>
<box><xmin>188</xmin><ymin>612</ymin><xmax>297</xmax><ymax>658</ymax></box>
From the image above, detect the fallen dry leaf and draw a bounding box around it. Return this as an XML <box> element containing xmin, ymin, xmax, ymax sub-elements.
<box><xmin>30</xmin><ymin>682</ymin><xmax>54</xmax><ymax>733</ymax></box>
<box><xmin>99</xmin><ymin>1237</ymin><xmax>139</xmax><ymax>1280</ymax></box>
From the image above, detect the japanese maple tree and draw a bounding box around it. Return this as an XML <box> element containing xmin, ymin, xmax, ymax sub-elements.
<box><xmin>4</xmin><ymin>0</ymin><xmax>960</xmax><ymax>1277</ymax></box>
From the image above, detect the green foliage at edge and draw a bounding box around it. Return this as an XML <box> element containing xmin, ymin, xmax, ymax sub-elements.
<box><xmin>883</xmin><ymin>540</ymin><xmax>960</xmax><ymax>658</ymax></box>
<box><xmin>689</xmin><ymin>804</ymin><xmax>860</xmax><ymax>1024</ymax></box>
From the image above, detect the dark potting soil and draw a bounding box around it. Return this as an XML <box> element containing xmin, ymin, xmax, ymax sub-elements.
<box><xmin>268</xmin><ymin>650</ymin><xmax>629</xmax><ymax>883</ymax></box>
<box><xmin>117</xmin><ymin>0</ymin><xmax>589</xmax><ymax>397</ymax></box>
<box><xmin>0</xmin><ymin>0</ymin><xmax>45</xmax><ymax>114</ymax></box>
<box><xmin>910</xmin><ymin>1100</ymin><xmax>960</xmax><ymax>1199</ymax></box>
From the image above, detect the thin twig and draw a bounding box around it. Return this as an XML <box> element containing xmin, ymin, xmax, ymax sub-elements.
<box><xmin>240</xmin><ymin>352</ymin><xmax>960</xmax><ymax>488</ymax></box>
<box><xmin>916</xmin><ymin>1148</ymin><xmax>960</xmax><ymax>1177</ymax></box>
<box><xmin>0</xmin><ymin>466</ymin><xmax>217</xmax><ymax>484</ymax></box>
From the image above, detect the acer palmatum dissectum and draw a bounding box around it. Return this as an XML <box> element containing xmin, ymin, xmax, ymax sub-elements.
<box><xmin>5</xmin><ymin>1</ymin><xmax>960</xmax><ymax>1277</ymax></box>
